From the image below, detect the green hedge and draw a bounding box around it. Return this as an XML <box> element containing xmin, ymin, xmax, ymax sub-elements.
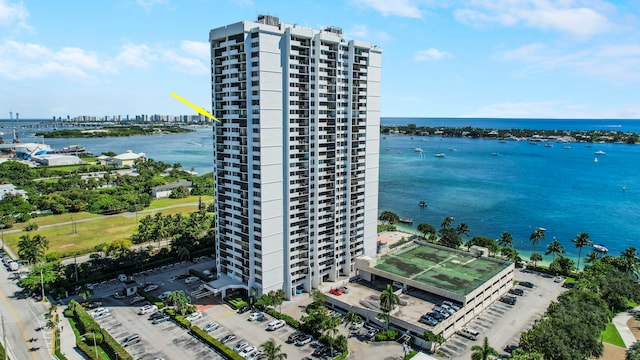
<box><xmin>69</xmin><ymin>300</ymin><xmax>133</xmax><ymax>360</ymax></box>
<box><xmin>374</xmin><ymin>329</ymin><xmax>399</xmax><ymax>342</ymax></box>
<box><xmin>0</xmin><ymin>341</ymin><xmax>6</xmax><ymax>360</ymax></box>
<box><xmin>264</xmin><ymin>308</ymin><xmax>300</xmax><ymax>328</ymax></box>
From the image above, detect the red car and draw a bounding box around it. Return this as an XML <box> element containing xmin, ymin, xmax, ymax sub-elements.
<box><xmin>329</xmin><ymin>288</ymin><xmax>343</xmax><ymax>296</ymax></box>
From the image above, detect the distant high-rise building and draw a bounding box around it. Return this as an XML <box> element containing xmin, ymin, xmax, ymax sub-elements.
<box><xmin>210</xmin><ymin>15</ymin><xmax>381</xmax><ymax>299</ymax></box>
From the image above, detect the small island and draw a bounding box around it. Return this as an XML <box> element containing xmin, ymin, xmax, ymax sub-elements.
<box><xmin>36</xmin><ymin>125</ymin><xmax>194</xmax><ymax>138</ymax></box>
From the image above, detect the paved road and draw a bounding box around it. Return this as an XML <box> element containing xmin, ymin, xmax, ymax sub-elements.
<box><xmin>0</xmin><ymin>262</ymin><xmax>52</xmax><ymax>360</ymax></box>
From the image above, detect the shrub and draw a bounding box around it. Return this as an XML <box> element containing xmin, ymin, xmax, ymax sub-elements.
<box><xmin>374</xmin><ymin>329</ymin><xmax>399</xmax><ymax>342</ymax></box>
<box><xmin>265</xmin><ymin>308</ymin><xmax>300</xmax><ymax>328</ymax></box>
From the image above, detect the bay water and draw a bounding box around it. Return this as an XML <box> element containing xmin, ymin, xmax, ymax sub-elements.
<box><xmin>3</xmin><ymin>118</ymin><xmax>639</xmax><ymax>264</ymax></box>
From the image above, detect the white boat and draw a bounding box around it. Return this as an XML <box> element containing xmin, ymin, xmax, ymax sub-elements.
<box><xmin>594</xmin><ymin>157</ymin><xmax>599</xmax><ymax>163</ymax></box>
<box><xmin>414</xmin><ymin>147</ymin><xmax>423</xmax><ymax>152</ymax></box>
<box><xmin>435</xmin><ymin>153</ymin><xmax>446</xmax><ymax>158</ymax></box>
<box><xmin>563</xmin><ymin>146</ymin><xmax>572</xmax><ymax>149</ymax></box>
<box><xmin>593</xmin><ymin>244</ymin><xmax>608</xmax><ymax>253</ymax></box>
<box><xmin>595</xmin><ymin>150</ymin><xmax>606</xmax><ymax>155</ymax></box>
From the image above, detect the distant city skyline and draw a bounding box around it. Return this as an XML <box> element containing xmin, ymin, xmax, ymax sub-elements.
<box><xmin>1</xmin><ymin>0</ymin><xmax>640</xmax><ymax>119</ymax></box>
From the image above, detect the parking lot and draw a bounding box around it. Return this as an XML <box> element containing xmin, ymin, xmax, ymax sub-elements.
<box><xmin>438</xmin><ymin>269</ymin><xmax>568</xmax><ymax>359</ymax></box>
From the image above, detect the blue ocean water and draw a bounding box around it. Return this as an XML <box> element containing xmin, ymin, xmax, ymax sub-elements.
<box><xmin>3</xmin><ymin>118</ymin><xmax>640</xmax><ymax>264</ymax></box>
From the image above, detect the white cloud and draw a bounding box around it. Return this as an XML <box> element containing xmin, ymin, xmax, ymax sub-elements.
<box><xmin>500</xmin><ymin>42</ymin><xmax>640</xmax><ymax>83</ymax></box>
<box><xmin>345</xmin><ymin>25</ymin><xmax>390</xmax><ymax>44</ymax></box>
<box><xmin>162</xmin><ymin>50</ymin><xmax>208</xmax><ymax>75</ymax></box>
<box><xmin>0</xmin><ymin>40</ymin><xmax>114</xmax><ymax>80</ymax></box>
<box><xmin>465</xmin><ymin>101</ymin><xmax>640</xmax><ymax>119</ymax></box>
<box><xmin>455</xmin><ymin>0</ymin><xmax>613</xmax><ymax>37</ymax></box>
<box><xmin>0</xmin><ymin>0</ymin><xmax>28</xmax><ymax>28</ymax></box>
<box><xmin>353</xmin><ymin>0</ymin><xmax>423</xmax><ymax>18</ymax></box>
<box><xmin>116</xmin><ymin>43</ymin><xmax>156</xmax><ymax>68</ymax></box>
<box><xmin>180</xmin><ymin>40</ymin><xmax>209</xmax><ymax>59</ymax></box>
<box><xmin>413</xmin><ymin>48</ymin><xmax>451</xmax><ymax>62</ymax></box>
<box><xmin>135</xmin><ymin>0</ymin><xmax>169</xmax><ymax>11</ymax></box>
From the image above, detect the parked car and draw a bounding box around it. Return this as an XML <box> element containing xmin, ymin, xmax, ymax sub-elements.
<box><xmin>428</xmin><ymin>311</ymin><xmax>444</xmax><ymax>321</ymax></box>
<box><xmin>554</xmin><ymin>276</ymin><xmax>564</xmax><ymax>283</ymax></box>
<box><xmin>248</xmin><ymin>311</ymin><xmax>265</xmax><ymax>322</ymax></box>
<box><xmin>338</xmin><ymin>286</ymin><xmax>349</xmax><ymax>294</ymax></box>
<box><xmin>158</xmin><ymin>291</ymin><xmax>172</xmax><ymax>300</ymax></box>
<box><xmin>221</xmin><ymin>334</ymin><xmax>236</xmax><ymax>343</ymax></box>
<box><xmin>287</xmin><ymin>331</ymin><xmax>304</xmax><ymax>343</ymax></box>
<box><xmin>313</xmin><ymin>346</ymin><xmax>328</xmax><ymax>356</ymax></box>
<box><xmin>138</xmin><ymin>304</ymin><xmax>158</xmax><ymax>315</ymax></box>
<box><xmin>152</xmin><ymin>314</ymin><xmax>170</xmax><ymax>324</ymax></box>
<box><xmin>267</xmin><ymin>319</ymin><xmax>285</xmax><ymax>331</ymax></box>
<box><xmin>239</xmin><ymin>345</ymin><xmax>256</xmax><ymax>358</ymax></box>
<box><xmin>499</xmin><ymin>295</ymin><xmax>517</xmax><ymax>305</ymax></box>
<box><xmin>509</xmin><ymin>288</ymin><xmax>524</xmax><ymax>296</ymax></box>
<box><xmin>184</xmin><ymin>276</ymin><xmax>200</xmax><ymax>284</ymax></box>
<box><xmin>233</xmin><ymin>340</ymin><xmax>249</xmax><ymax>352</ymax></box>
<box><xmin>121</xmin><ymin>334</ymin><xmax>141</xmax><ymax>347</ymax></box>
<box><xmin>504</xmin><ymin>344</ymin><xmax>519</xmax><ymax>353</ymax></box>
<box><xmin>329</xmin><ymin>288</ymin><xmax>342</xmax><ymax>296</ymax></box>
<box><xmin>440</xmin><ymin>304</ymin><xmax>456</xmax><ymax>315</ymax></box>
<box><xmin>433</xmin><ymin>306</ymin><xmax>450</xmax><ymax>318</ymax></box>
<box><xmin>295</xmin><ymin>334</ymin><xmax>313</xmax><ymax>346</ymax></box>
<box><xmin>94</xmin><ymin>312</ymin><xmax>112</xmax><ymax>320</ymax></box>
<box><xmin>365</xmin><ymin>328</ymin><xmax>379</xmax><ymax>339</ymax></box>
<box><xmin>203</xmin><ymin>322</ymin><xmax>220</xmax><ymax>332</ymax></box>
<box><xmin>186</xmin><ymin>312</ymin><xmax>203</xmax><ymax>322</ymax></box>
<box><xmin>519</xmin><ymin>281</ymin><xmax>534</xmax><ymax>288</ymax></box>
<box><xmin>442</xmin><ymin>300</ymin><xmax>461</xmax><ymax>311</ymax></box>
<box><xmin>84</xmin><ymin>302</ymin><xmax>102</xmax><ymax>310</ymax></box>
<box><xmin>237</xmin><ymin>305</ymin><xmax>251</xmax><ymax>314</ymax></box>
<box><xmin>148</xmin><ymin>311</ymin><xmax>165</xmax><ymax>320</ymax></box>
<box><xmin>143</xmin><ymin>284</ymin><xmax>159</xmax><ymax>292</ymax></box>
<box><xmin>90</xmin><ymin>307</ymin><xmax>109</xmax><ymax>317</ymax></box>
<box><xmin>457</xmin><ymin>327</ymin><xmax>480</xmax><ymax>340</ymax></box>
<box><xmin>349</xmin><ymin>321</ymin><xmax>364</xmax><ymax>330</ymax></box>
<box><xmin>419</xmin><ymin>314</ymin><xmax>438</xmax><ymax>326</ymax></box>
<box><xmin>130</xmin><ymin>296</ymin><xmax>145</xmax><ymax>305</ymax></box>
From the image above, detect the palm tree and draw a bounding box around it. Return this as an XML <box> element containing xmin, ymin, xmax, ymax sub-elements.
<box><xmin>545</xmin><ymin>238</ymin><xmax>565</xmax><ymax>259</ymax></box>
<box><xmin>274</xmin><ymin>289</ymin><xmax>286</xmax><ymax>312</ymax></box>
<box><xmin>498</xmin><ymin>231</ymin><xmax>514</xmax><ymax>248</ymax></box>
<box><xmin>18</xmin><ymin>234</ymin><xmax>49</xmax><ymax>265</ymax></box>
<box><xmin>530</xmin><ymin>252</ymin><xmax>543</xmax><ymax>268</ymax></box>
<box><xmin>620</xmin><ymin>246</ymin><xmax>640</xmax><ymax>279</ymax></box>
<box><xmin>343</xmin><ymin>311</ymin><xmax>362</xmax><ymax>333</ymax></box>
<box><xmin>379</xmin><ymin>284</ymin><xmax>400</xmax><ymax>330</ymax></box>
<box><xmin>423</xmin><ymin>330</ymin><xmax>445</xmax><ymax>353</ymax></box>
<box><xmin>440</xmin><ymin>216</ymin><xmax>455</xmax><ymax>230</ymax></box>
<box><xmin>471</xmin><ymin>337</ymin><xmax>499</xmax><ymax>360</ymax></box>
<box><xmin>257</xmin><ymin>338</ymin><xmax>287</xmax><ymax>360</ymax></box>
<box><xmin>177</xmin><ymin>246</ymin><xmax>190</xmax><ymax>275</ymax></box>
<box><xmin>529</xmin><ymin>228</ymin><xmax>546</xmax><ymax>255</ymax></box>
<box><xmin>456</xmin><ymin>222</ymin><xmax>470</xmax><ymax>238</ymax></box>
<box><xmin>572</xmin><ymin>231</ymin><xmax>592</xmax><ymax>272</ymax></box>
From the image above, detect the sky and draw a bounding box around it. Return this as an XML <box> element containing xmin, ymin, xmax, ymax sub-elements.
<box><xmin>1</xmin><ymin>0</ymin><xmax>640</xmax><ymax>119</ymax></box>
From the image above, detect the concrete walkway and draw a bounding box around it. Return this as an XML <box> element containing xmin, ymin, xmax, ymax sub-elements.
<box><xmin>58</xmin><ymin>305</ymin><xmax>86</xmax><ymax>360</ymax></box>
<box><xmin>613</xmin><ymin>306</ymin><xmax>640</xmax><ymax>348</ymax></box>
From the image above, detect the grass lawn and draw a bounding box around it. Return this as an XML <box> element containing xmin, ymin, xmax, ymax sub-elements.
<box><xmin>4</xmin><ymin>196</ymin><xmax>213</xmax><ymax>257</ymax></box>
<box><xmin>146</xmin><ymin>195</ymin><xmax>213</xmax><ymax>210</ymax></box>
<box><xmin>601</xmin><ymin>323</ymin><xmax>626</xmax><ymax>347</ymax></box>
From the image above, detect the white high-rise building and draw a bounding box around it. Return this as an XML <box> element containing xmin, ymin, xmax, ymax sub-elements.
<box><xmin>210</xmin><ymin>15</ymin><xmax>381</xmax><ymax>299</ymax></box>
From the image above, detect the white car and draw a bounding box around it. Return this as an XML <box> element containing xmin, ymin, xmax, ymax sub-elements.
<box><xmin>184</xmin><ymin>276</ymin><xmax>199</xmax><ymax>284</ymax></box>
<box><xmin>203</xmin><ymin>322</ymin><xmax>220</xmax><ymax>332</ymax></box>
<box><xmin>143</xmin><ymin>284</ymin><xmax>159</xmax><ymax>292</ymax></box>
<box><xmin>267</xmin><ymin>319</ymin><xmax>285</xmax><ymax>331</ymax></box>
<box><xmin>186</xmin><ymin>312</ymin><xmax>202</xmax><ymax>322</ymax></box>
<box><xmin>233</xmin><ymin>341</ymin><xmax>249</xmax><ymax>352</ymax></box>
<box><xmin>248</xmin><ymin>311</ymin><xmax>264</xmax><ymax>321</ymax></box>
<box><xmin>90</xmin><ymin>307</ymin><xmax>109</xmax><ymax>317</ymax></box>
<box><xmin>137</xmin><ymin>304</ymin><xmax>158</xmax><ymax>315</ymax></box>
<box><xmin>158</xmin><ymin>291</ymin><xmax>172</xmax><ymax>300</ymax></box>
<box><xmin>239</xmin><ymin>345</ymin><xmax>256</xmax><ymax>358</ymax></box>
<box><xmin>94</xmin><ymin>312</ymin><xmax>112</xmax><ymax>320</ymax></box>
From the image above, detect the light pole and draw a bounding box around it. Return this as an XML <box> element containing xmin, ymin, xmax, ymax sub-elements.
<box><xmin>40</xmin><ymin>269</ymin><xmax>45</xmax><ymax>302</ymax></box>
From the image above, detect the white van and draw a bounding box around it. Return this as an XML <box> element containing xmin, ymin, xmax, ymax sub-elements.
<box><xmin>457</xmin><ymin>327</ymin><xmax>480</xmax><ymax>340</ymax></box>
<box><xmin>137</xmin><ymin>304</ymin><xmax>158</xmax><ymax>315</ymax></box>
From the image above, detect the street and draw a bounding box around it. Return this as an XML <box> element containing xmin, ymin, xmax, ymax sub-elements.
<box><xmin>0</xmin><ymin>261</ymin><xmax>52</xmax><ymax>360</ymax></box>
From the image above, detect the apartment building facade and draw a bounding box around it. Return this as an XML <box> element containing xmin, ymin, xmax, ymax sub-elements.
<box><xmin>210</xmin><ymin>15</ymin><xmax>381</xmax><ymax>299</ymax></box>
